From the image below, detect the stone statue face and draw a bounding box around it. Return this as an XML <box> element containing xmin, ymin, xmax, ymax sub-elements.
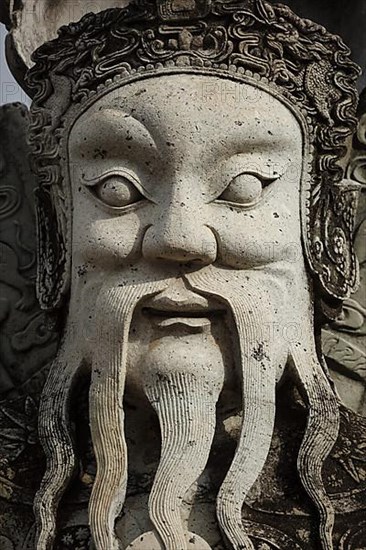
<box><xmin>69</xmin><ymin>75</ymin><xmax>303</xmax><ymax>283</ymax></box>
<box><xmin>68</xmin><ymin>73</ymin><xmax>304</xmax><ymax>459</ymax></box>
<box><xmin>29</xmin><ymin>74</ymin><xmax>339</xmax><ymax>550</ymax></box>
<box><xmin>68</xmin><ymin>76</ymin><xmax>305</xmax><ymax>380</ymax></box>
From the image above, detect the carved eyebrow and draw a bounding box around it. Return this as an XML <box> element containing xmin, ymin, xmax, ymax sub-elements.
<box><xmin>206</xmin><ymin>129</ymin><xmax>301</xmax><ymax>169</ymax></box>
<box><xmin>219</xmin><ymin>153</ymin><xmax>290</xmax><ymax>181</ymax></box>
<box><xmin>72</xmin><ymin>108</ymin><xmax>159</xmax><ymax>156</ymax></box>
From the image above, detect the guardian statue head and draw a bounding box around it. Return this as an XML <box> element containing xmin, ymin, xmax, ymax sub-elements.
<box><xmin>26</xmin><ymin>1</ymin><xmax>361</xmax><ymax>548</ymax></box>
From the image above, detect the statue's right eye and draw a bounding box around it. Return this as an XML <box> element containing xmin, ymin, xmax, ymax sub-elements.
<box><xmin>93</xmin><ymin>174</ymin><xmax>144</xmax><ymax>208</ymax></box>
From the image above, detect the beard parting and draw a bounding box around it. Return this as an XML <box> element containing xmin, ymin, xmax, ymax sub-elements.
<box><xmin>143</xmin><ymin>350</ymin><xmax>225</xmax><ymax>550</ymax></box>
<box><xmin>88</xmin><ymin>279</ymin><xmax>169</xmax><ymax>550</ymax></box>
<box><xmin>186</xmin><ymin>266</ymin><xmax>280</xmax><ymax>550</ymax></box>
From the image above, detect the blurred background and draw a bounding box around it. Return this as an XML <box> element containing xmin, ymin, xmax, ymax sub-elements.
<box><xmin>0</xmin><ymin>23</ymin><xmax>30</xmax><ymax>105</ymax></box>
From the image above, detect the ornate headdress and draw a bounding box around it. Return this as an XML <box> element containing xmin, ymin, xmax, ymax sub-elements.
<box><xmin>26</xmin><ymin>0</ymin><xmax>361</xmax><ymax>311</ymax></box>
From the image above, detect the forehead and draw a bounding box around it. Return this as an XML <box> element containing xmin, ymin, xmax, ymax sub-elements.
<box><xmin>70</xmin><ymin>74</ymin><xmax>302</xmax><ymax>151</ymax></box>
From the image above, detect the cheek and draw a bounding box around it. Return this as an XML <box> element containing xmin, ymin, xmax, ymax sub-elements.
<box><xmin>210</xmin><ymin>205</ymin><xmax>302</xmax><ymax>268</ymax></box>
<box><xmin>72</xmin><ymin>215</ymin><xmax>144</xmax><ymax>267</ymax></box>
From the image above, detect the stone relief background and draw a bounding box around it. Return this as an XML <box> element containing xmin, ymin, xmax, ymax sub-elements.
<box><xmin>0</xmin><ymin>104</ymin><xmax>58</xmax><ymax>549</ymax></box>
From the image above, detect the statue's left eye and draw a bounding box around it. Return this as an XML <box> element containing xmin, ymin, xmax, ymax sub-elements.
<box><xmin>94</xmin><ymin>175</ymin><xmax>143</xmax><ymax>208</ymax></box>
<box><xmin>218</xmin><ymin>173</ymin><xmax>264</xmax><ymax>206</ymax></box>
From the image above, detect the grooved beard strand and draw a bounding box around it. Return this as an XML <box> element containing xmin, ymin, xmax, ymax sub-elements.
<box><xmin>186</xmin><ymin>267</ymin><xmax>278</xmax><ymax>550</ymax></box>
<box><xmin>35</xmin><ymin>277</ymin><xmax>169</xmax><ymax>550</ymax></box>
<box><xmin>144</xmin><ymin>371</ymin><xmax>223</xmax><ymax>550</ymax></box>
<box><xmin>187</xmin><ymin>265</ymin><xmax>340</xmax><ymax>550</ymax></box>
<box><xmin>34</xmin><ymin>269</ymin><xmax>339</xmax><ymax>550</ymax></box>
<box><xmin>35</xmin><ymin>339</ymin><xmax>81</xmax><ymax>550</ymax></box>
<box><xmin>89</xmin><ymin>280</ymin><xmax>168</xmax><ymax>550</ymax></box>
<box><xmin>290</xmin><ymin>344</ymin><xmax>340</xmax><ymax>550</ymax></box>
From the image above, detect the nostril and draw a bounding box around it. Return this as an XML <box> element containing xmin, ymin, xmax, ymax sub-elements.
<box><xmin>185</xmin><ymin>258</ymin><xmax>207</xmax><ymax>268</ymax></box>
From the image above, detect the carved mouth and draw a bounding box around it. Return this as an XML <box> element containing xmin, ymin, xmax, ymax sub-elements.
<box><xmin>142</xmin><ymin>307</ymin><xmax>224</xmax><ymax>328</ymax></box>
<box><xmin>142</xmin><ymin>281</ymin><xmax>226</xmax><ymax>328</ymax></box>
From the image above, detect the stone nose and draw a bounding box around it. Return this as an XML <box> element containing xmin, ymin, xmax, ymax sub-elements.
<box><xmin>142</xmin><ymin>204</ymin><xmax>217</xmax><ymax>265</ymax></box>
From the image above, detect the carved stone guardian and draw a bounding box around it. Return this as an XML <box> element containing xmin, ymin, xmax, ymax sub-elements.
<box><xmin>0</xmin><ymin>1</ymin><xmax>365</xmax><ymax>549</ymax></box>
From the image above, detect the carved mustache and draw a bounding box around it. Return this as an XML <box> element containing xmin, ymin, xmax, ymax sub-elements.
<box><xmin>186</xmin><ymin>267</ymin><xmax>280</xmax><ymax>550</ymax></box>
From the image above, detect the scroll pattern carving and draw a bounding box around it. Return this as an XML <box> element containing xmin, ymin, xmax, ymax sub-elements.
<box><xmin>323</xmin><ymin>90</ymin><xmax>366</xmax><ymax>415</ymax></box>
<box><xmin>0</xmin><ymin>104</ymin><xmax>59</xmax><ymax>547</ymax></box>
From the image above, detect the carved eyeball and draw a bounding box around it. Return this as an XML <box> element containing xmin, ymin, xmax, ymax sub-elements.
<box><xmin>95</xmin><ymin>175</ymin><xmax>143</xmax><ymax>207</ymax></box>
<box><xmin>219</xmin><ymin>173</ymin><xmax>264</xmax><ymax>205</ymax></box>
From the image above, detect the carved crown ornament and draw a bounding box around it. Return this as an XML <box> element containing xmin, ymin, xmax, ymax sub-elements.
<box><xmin>25</xmin><ymin>0</ymin><xmax>361</xmax><ymax>312</ymax></box>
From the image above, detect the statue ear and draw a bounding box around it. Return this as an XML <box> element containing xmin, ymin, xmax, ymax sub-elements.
<box><xmin>309</xmin><ymin>178</ymin><xmax>361</xmax><ymax>302</ymax></box>
<box><xmin>35</xmin><ymin>185</ymin><xmax>70</xmax><ymax>310</ymax></box>
<box><xmin>30</xmin><ymin>76</ymin><xmax>73</xmax><ymax>311</ymax></box>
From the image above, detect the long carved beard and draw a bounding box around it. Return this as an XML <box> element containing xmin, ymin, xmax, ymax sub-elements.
<box><xmin>139</xmin><ymin>332</ymin><xmax>225</xmax><ymax>550</ymax></box>
<box><xmin>35</xmin><ymin>267</ymin><xmax>339</xmax><ymax>550</ymax></box>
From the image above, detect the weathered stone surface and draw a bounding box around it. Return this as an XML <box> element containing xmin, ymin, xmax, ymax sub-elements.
<box><xmin>0</xmin><ymin>1</ymin><xmax>365</xmax><ymax>549</ymax></box>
